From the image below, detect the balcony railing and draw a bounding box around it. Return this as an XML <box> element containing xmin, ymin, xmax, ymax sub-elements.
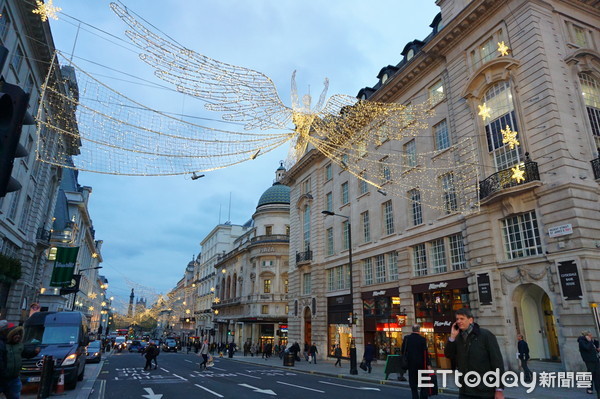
<box><xmin>296</xmin><ymin>249</ymin><xmax>313</xmax><ymax>264</ymax></box>
<box><xmin>250</xmin><ymin>234</ymin><xmax>289</xmax><ymax>244</ymax></box>
<box><xmin>479</xmin><ymin>161</ymin><xmax>540</xmax><ymax>200</ymax></box>
<box><xmin>592</xmin><ymin>157</ymin><xmax>600</xmax><ymax>179</ymax></box>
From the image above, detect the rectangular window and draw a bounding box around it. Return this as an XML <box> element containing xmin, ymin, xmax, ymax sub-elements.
<box><xmin>431</xmin><ymin>239</ymin><xmax>447</xmax><ymax>274</ymax></box>
<box><xmin>440</xmin><ymin>172</ymin><xmax>458</xmax><ymax>214</ymax></box>
<box><xmin>326</xmin><ymin>192</ymin><xmax>333</xmax><ymax>212</ymax></box>
<box><xmin>404</xmin><ymin>140</ymin><xmax>417</xmax><ymax>168</ymax></box>
<box><xmin>336</xmin><ymin>266</ymin><xmax>344</xmax><ymax>290</ymax></box>
<box><xmin>302</xmin><ymin>177</ymin><xmax>311</xmax><ymax>194</ymax></box>
<box><xmin>0</xmin><ymin>10</ymin><xmax>10</xmax><ymax>42</ymax></box>
<box><xmin>429</xmin><ymin>80</ymin><xmax>445</xmax><ymax>104</ymax></box>
<box><xmin>413</xmin><ymin>244</ymin><xmax>428</xmax><ymax>276</ymax></box>
<box><xmin>572</xmin><ymin>24</ymin><xmax>588</xmax><ymax>48</ymax></box>
<box><xmin>380</xmin><ymin>157</ymin><xmax>391</xmax><ymax>182</ymax></box>
<box><xmin>263</xmin><ymin>279</ymin><xmax>271</xmax><ymax>294</ymax></box>
<box><xmin>361</xmin><ymin>211</ymin><xmax>370</xmax><ymax>243</ymax></box>
<box><xmin>303</xmin><ymin>204</ymin><xmax>311</xmax><ymax>251</ymax></box>
<box><xmin>261</xmin><ymin>305</ymin><xmax>269</xmax><ymax>314</ymax></box>
<box><xmin>265</xmin><ymin>225</ymin><xmax>273</xmax><ymax>235</ymax></box>
<box><xmin>325</xmin><ymin>164</ymin><xmax>333</xmax><ymax>180</ymax></box>
<box><xmin>449</xmin><ymin>234</ymin><xmax>466</xmax><ymax>270</ymax></box>
<box><xmin>8</xmin><ymin>190</ymin><xmax>20</xmax><ymax>220</ymax></box>
<box><xmin>375</xmin><ymin>254</ymin><xmax>386</xmax><ymax>283</ymax></box>
<box><xmin>10</xmin><ymin>45</ymin><xmax>23</xmax><ymax>73</ymax></box>
<box><xmin>19</xmin><ymin>195</ymin><xmax>31</xmax><ymax>231</ymax></box>
<box><xmin>24</xmin><ymin>74</ymin><xmax>34</xmax><ymax>94</ymax></box>
<box><xmin>303</xmin><ymin>273</ymin><xmax>311</xmax><ymax>295</ymax></box>
<box><xmin>388</xmin><ymin>251</ymin><xmax>399</xmax><ymax>281</ymax></box>
<box><xmin>327</xmin><ymin>268</ymin><xmax>334</xmax><ymax>291</ymax></box>
<box><xmin>326</xmin><ymin>227</ymin><xmax>334</xmax><ymax>256</ymax></box>
<box><xmin>341</xmin><ymin>153</ymin><xmax>349</xmax><ymax>168</ymax></box>
<box><xmin>383</xmin><ymin>200</ymin><xmax>394</xmax><ymax>235</ymax></box>
<box><xmin>327</xmin><ymin>265</ymin><xmax>349</xmax><ymax>292</ymax></box>
<box><xmin>409</xmin><ymin>189</ymin><xmax>423</xmax><ymax>226</ymax></box>
<box><xmin>363</xmin><ymin>258</ymin><xmax>373</xmax><ymax>285</ymax></box>
<box><xmin>341</xmin><ymin>182</ymin><xmax>349</xmax><ymax>204</ymax></box>
<box><xmin>342</xmin><ymin>220</ymin><xmax>350</xmax><ymax>250</ymax></box>
<box><xmin>502</xmin><ymin>211</ymin><xmax>543</xmax><ymax>259</ymax></box>
<box><xmin>359</xmin><ymin>171</ymin><xmax>369</xmax><ymax>195</ymax></box>
<box><xmin>284</xmin><ymin>279</ymin><xmax>288</xmax><ymax>293</ymax></box>
<box><xmin>434</xmin><ymin>119</ymin><xmax>450</xmax><ymax>151</ymax></box>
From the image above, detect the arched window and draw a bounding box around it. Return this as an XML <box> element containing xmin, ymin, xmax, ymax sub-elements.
<box><xmin>232</xmin><ymin>273</ymin><xmax>237</xmax><ymax>298</ymax></box>
<box><xmin>481</xmin><ymin>81</ymin><xmax>522</xmax><ymax>171</ymax></box>
<box><xmin>221</xmin><ymin>277</ymin><xmax>225</xmax><ymax>299</ymax></box>
<box><xmin>579</xmin><ymin>72</ymin><xmax>600</xmax><ymax>149</ymax></box>
<box><xmin>303</xmin><ymin>204</ymin><xmax>311</xmax><ymax>251</ymax></box>
<box><xmin>226</xmin><ymin>275</ymin><xmax>231</xmax><ymax>299</ymax></box>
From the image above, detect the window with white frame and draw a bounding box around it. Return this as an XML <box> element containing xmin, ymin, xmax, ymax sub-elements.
<box><xmin>434</xmin><ymin>119</ymin><xmax>450</xmax><ymax>151</ymax></box>
<box><xmin>303</xmin><ymin>204</ymin><xmax>311</xmax><ymax>251</ymax></box>
<box><xmin>325</xmin><ymin>164</ymin><xmax>333</xmax><ymax>181</ymax></box>
<box><xmin>470</xmin><ymin>29</ymin><xmax>505</xmax><ymax>69</ymax></box>
<box><xmin>302</xmin><ymin>272</ymin><xmax>312</xmax><ymax>295</ymax></box>
<box><xmin>361</xmin><ymin>211</ymin><xmax>370</xmax><ymax>243</ymax></box>
<box><xmin>263</xmin><ymin>279</ymin><xmax>272</xmax><ymax>293</ymax></box>
<box><xmin>18</xmin><ymin>195</ymin><xmax>31</xmax><ymax>231</ymax></box>
<box><xmin>326</xmin><ymin>227</ymin><xmax>334</xmax><ymax>256</ymax></box>
<box><xmin>0</xmin><ymin>10</ymin><xmax>10</xmax><ymax>43</ymax></box>
<box><xmin>327</xmin><ymin>265</ymin><xmax>349</xmax><ymax>292</ymax></box>
<box><xmin>404</xmin><ymin>140</ymin><xmax>417</xmax><ymax>168</ymax></box>
<box><xmin>482</xmin><ymin>81</ymin><xmax>522</xmax><ymax>171</ymax></box>
<box><xmin>409</xmin><ymin>189</ymin><xmax>423</xmax><ymax>226</ymax></box>
<box><xmin>375</xmin><ymin>254</ymin><xmax>386</xmax><ymax>283</ymax></box>
<box><xmin>341</xmin><ymin>182</ymin><xmax>349</xmax><ymax>204</ymax></box>
<box><xmin>388</xmin><ymin>251</ymin><xmax>399</xmax><ymax>280</ymax></box>
<box><xmin>413</xmin><ymin>243</ymin><xmax>428</xmax><ymax>276</ymax></box>
<box><xmin>440</xmin><ymin>172</ymin><xmax>458</xmax><ymax>214</ymax></box>
<box><xmin>8</xmin><ymin>190</ymin><xmax>20</xmax><ymax>220</ymax></box>
<box><xmin>579</xmin><ymin>73</ymin><xmax>600</xmax><ymax>148</ymax></box>
<box><xmin>10</xmin><ymin>45</ymin><xmax>23</xmax><ymax>74</ymax></box>
<box><xmin>431</xmin><ymin>239</ymin><xmax>447</xmax><ymax>274</ymax></box>
<box><xmin>326</xmin><ymin>192</ymin><xmax>333</xmax><ymax>212</ymax></box>
<box><xmin>359</xmin><ymin>171</ymin><xmax>369</xmax><ymax>195</ymax></box>
<box><xmin>363</xmin><ymin>258</ymin><xmax>373</xmax><ymax>285</ymax></box>
<box><xmin>380</xmin><ymin>157</ymin><xmax>391</xmax><ymax>182</ymax></box>
<box><xmin>24</xmin><ymin>74</ymin><xmax>34</xmax><ymax>94</ymax></box>
<box><xmin>429</xmin><ymin>79</ymin><xmax>445</xmax><ymax>104</ymax></box>
<box><xmin>449</xmin><ymin>234</ymin><xmax>466</xmax><ymax>270</ymax></box>
<box><xmin>341</xmin><ymin>153</ymin><xmax>349</xmax><ymax>168</ymax></box>
<box><xmin>302</xmin><ymin>177</ymin><xmax>311</xmax><ymax>194</ymax></box>
<box><xmin>341</xmin><ymin>220</ymin><xmax>350</xmax><ymax>250</ymax></box>
<box><xmin>383</xmin><ymin>200</ymin><xmax>394</xmax><ymax>235</ymax></box>
<box><xmin>327</xmin><ymin>268</ymin><xmax>334</xmax><ymax>291</ymax></box>
<box><xmin>261</xmin><ymin>305</ymin><xmax>269</xmax><ymax>314</ymax></box>
<box><xmin>502</xmin><ymin>211</ymin><xmax>542</xmax><ymax>259</ymax></box>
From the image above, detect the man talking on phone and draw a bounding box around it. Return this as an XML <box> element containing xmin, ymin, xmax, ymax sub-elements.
<box><xmin>444</xmin><ymin>308</ymin><xmax>505</xmax><ymax>399</ymax></box>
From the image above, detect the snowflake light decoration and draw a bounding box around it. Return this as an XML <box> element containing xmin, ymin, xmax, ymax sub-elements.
<box><xmin>497</xmin><ymin>41</ymin><xmax>510</xmax><ymax>57</ymax></box>
<box><xmin>511</xmin><ymin>164</ymin><xmax>525</xmax><ymax>183</ymax></box>
<box><xmin>501</xmin><ymin>125</ymin><xmax>519</xmax><ymax>149</ymax></box>
<box><xmin>32</xmin><ymin>0</ymin><xmax>61</xmax><ymax>22</ymax></box>
<box><xmin>88</xmin><ymin>292</ymin><xmax>98</xmax><ymax>299</ymax></box>
<box><xmin>478</xmin><ymin>103</ymin><xmax>491</xmax><ymax>120</ymax></box>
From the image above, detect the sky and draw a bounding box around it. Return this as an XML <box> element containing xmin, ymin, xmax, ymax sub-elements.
<box><xmin>46</xmin><ymin>0</ymin><xmax>441</xmax><ymax>311</ymax></box>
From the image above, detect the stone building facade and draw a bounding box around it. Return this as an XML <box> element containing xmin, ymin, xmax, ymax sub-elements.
<box><xmin>285</xmin><ymin>0</ymin><xmax>600</xmax><ymax>373</ymax></box>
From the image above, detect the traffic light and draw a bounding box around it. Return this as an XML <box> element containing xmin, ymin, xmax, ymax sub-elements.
<box><xmin>0</xmin><ymin>79</ymin><xmax>33</xmax><ymax>198</ymax></box>
<box><xmin>227</xmin><ymin>329</ymin><xmax>231</xmax><ymax>336</ymax></box>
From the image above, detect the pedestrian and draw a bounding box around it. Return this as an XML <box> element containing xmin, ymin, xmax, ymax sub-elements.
<box><xmin>309</xmin><ymin>343</ymin><xmax>318</xmax><ymax>364</ymax></box>
<box><xmin>578</xmin><ymin>330</ymin><xmax>600</xmax><ymax>396</ymax></box>
<box><xmin>402</xmin><ymin>324</ymin><xmax>431</xmax><ymax>399</ymax></box>
<box><xmin>250</xmin><ymin>342</ymin><xmax>257</xmax><ymax>357</ymax></box>
<box><xmin>303</xmin><ymin>342</ymin><xmax>310</xmax><ymax>361</ymax></box>
<box><xmin>0</xmin><ymin>321</ymin><xmax>40</xmax><ymax>399</ymax></box>
<box><xmin>142</xmin><ymin>342</ymin><xmax>158</xmax><ymax>370</ymax></box>
<box><xmin>334</xmin><ymin>344</ymin><xmax>342</xmax><ymax>367</ymax></box>
<box><xmin>243</xmin><ymin>341</ymin><xmax>250</xmax><ymax>356</ymax></box>
<box><xmin>444</xmin><ymin>308</ymin><xmax>505</xmax><ymax>399</ymax></box>
<box><xmin>363</xmin><ymin>342</ymin><xmax>375</xmax><ymax>373</ymax></box>
<box><xmin>187</xmin><ymin>340</ymin><xmax>192</xmax><ymax>354</ymax></box>
<box><xmin>264</xmin><ymin>342</ymin><xmax>272</xmax><ymax>359</ymax></box>
<box><xmin>199</xmin><ymin>339</ymin><xmax>210</xmax><ymax>370</ymax></box>
<box><xmin>228</xmin><ymin>341</ymin><xmax>236</xmax><ymax>358</ymax></box>
<box><xmin>292</xmin><ymin>341</ymin><xmax>301</xmax><ymax>361</ymax></box>
<box><xmin>517</xmin><ymin>334</ymin><xmax>532</xmax><ymax>383</ymax></box>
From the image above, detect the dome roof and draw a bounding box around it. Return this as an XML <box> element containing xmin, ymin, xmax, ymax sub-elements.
<box><xmin>257</xmin><ymin>182</ymin><xmax>290</xmax><ymax>208</ymax></box>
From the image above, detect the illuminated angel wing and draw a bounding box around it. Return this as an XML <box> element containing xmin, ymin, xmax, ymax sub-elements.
<box><xmin>111</xmin><ymin>3</ymin><xmax>293</xmax><ymax>131</ymax></box>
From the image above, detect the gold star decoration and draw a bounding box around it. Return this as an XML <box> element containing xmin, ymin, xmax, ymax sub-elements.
<box><xmin>478</xmin><ymin>103</ymin><xmax>491</xmax><ymax>120</ymax></box>
<box><xmin>497</xmin><ymin>41</ymin><xmax>510</xmax><ymax>57</ymax></box>
<box><xmin>88</xmin><ymin>306</ymin><xmax>94</xmax><ymax>311</ymax></box>
<box><xmin>32</xmin><ymin>0</ymin><xmax>62</xmax><ymax>21</ymax></box>
<box><xmin>88</xmin><ymin>292</ymin><xmax>98</xmax><ymax>299</ymax></box>
<box><xmin>213</xmin><ymin>297</ymin><xmax>221</xmax><ymax>304</ymax></box>
<box><xmin>511</xmin><ymin>164</ymin><xmax>525</xmax><ymax>183</ymax></box>
<box><xmin>501</xmin><ymin>125</ymin><xmax>520</xmax><ymax>149</ymax></box>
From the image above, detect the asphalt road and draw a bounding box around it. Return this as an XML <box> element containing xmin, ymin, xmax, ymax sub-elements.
<box><xmin>90</xmin><ymin>351</ymin><xmax>456</xmax><ymax>399</ymax></box>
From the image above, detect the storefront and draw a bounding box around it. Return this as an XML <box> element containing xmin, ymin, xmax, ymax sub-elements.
<box><xmin>276</xmin><ymin>324</ymin><xmax>288</xmax><ymax>347</ymax></box>
<box><xmin>327</xmin><ymin>295</ymin><xmax>353</xmax><ymax>358</ymax></box>
<box><xmin>362</xmin><ymin>287</ymin><xmax>405</xmax><ymax>360</ymax></box>
<box><xmin>412</xmin><ymin>277</ymin><xmax>470</xmax><ymax>368</ymax></box>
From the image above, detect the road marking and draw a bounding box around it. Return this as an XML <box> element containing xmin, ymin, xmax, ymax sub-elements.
<box><xmin>237</xmin><ymin>373</ymin><xmax>261</xmax><ymax>379</ymax></box>
<box><xmin>184</xmin><ymin>360</ymin><xmax>193</xmax><ymax>363</ymax></box>
<box><xmin>160</xmin><ymin>368</ymin><xmax>169</xmax><ymax>372</ymax></box>
<box><xmin>97</xmin><ymin>379</ymin><xmax>106</xmax><ymax>399</ymax></box>
<box><xmin>141</xmin><ymin>387</ymin><xmax>163</xmax><ymax>399</ymax></box>
<box><xmin>210</xmin><ymin>367</ymin><xmax>226</xmax><ymax>371</ymax></box>
<box><xmin>239</xmin><ymin>384</ymin><xmax>277</xmax><ymax>395</ymax></box>
<box><xmin>277</xmin><ymin>381</ymin><xmax>324</xmax><ymax>393</ymax></box>
<box><xmin>194</xmin><ymin>384</ymin><xmax>224</xmax><ymax>398</ymax></box>
<box><xmin>318</xmin><ymin>381</ymin><xmax>380</xmax><ymax>391</ymax></box>
<box><xmin>172</xmin><ymin>374</ymin><xmax>187</xmax><ymax>381</ymax></box>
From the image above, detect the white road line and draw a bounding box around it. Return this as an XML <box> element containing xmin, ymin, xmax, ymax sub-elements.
<box><xmin>184</xmin><ymin>360</ymin><xmax>193</xmax><ymax>363</ymax></box>
<box><xmin>237</xmin><ymin>373</ymin><xmax>261</xmax><ymax>379</ymax></box>
<box><xmin>172</xmin><ymin>373</ymin><xmax>187</xmax><ymax>381</ymax></box>
<box><xmin>318</xmin><ymin>381</ymin><xmax>380</xmax><ymax>391</ymax></box>
<box><xmin>195</xmin><ymin>384</ymin><xmax>224</xmax><ymax>398</ymax></box>
<box><xmin>210</xmin><ymin>367</ymin><xmax>226</xmax><ymax>371</ymax></box>
<box><xmin>160</xmin><ymin>368</ymin><xmax>169</xmax><ymax>372</ymax></box>
<box><xmin>277</xmin><ymin>381</ymin><xmax>324</xmax><ymax>393</ymax></box>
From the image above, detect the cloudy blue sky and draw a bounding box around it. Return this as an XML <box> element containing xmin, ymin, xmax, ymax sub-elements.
<box><xmin>47</xmin><ymin>0</ymin><xmax>440</xmax><ymax>310</ymax></box>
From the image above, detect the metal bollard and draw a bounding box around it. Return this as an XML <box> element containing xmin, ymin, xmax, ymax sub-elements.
<box><xmin>37</xmin><ymin>355</ymin><xmax>54</xmax><ymax>399</ymax></box>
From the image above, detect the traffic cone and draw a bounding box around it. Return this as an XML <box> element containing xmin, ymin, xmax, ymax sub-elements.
<box><xmin>55</xmin><ymin>369</ymin><xmax>65</xmax><ymax>394</ymax></box>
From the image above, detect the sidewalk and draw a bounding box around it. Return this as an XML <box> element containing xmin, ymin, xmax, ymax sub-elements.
<box><xmin>229</xmin><ymin>353</ymin><xmax>595</xmax><ymax>399</ymax></box>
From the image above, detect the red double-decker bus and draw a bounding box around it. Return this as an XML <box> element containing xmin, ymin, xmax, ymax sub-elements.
<box><xmin>116</xmin><ymin>329</ymin><xmax>128</xmax><ymax>336</ymax></box>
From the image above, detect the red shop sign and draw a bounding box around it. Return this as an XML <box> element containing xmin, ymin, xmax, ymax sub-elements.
<box><xmin>376</xmin><ymin>322</ymin><xmax>403</xmax><ymax>332</ymax></box>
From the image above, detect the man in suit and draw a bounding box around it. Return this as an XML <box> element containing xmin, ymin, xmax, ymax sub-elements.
<box><xmin>517</xmin><ymin>334</ymin><xmax>532</xmax><ymax>383</ymax></box>
<box><xmin>401</xmin><ymin>324</ymin><xmax>431</xmax><ymax>399</ymax></box>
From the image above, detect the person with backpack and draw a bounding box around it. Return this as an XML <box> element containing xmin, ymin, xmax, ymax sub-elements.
<box><xmin>0</xmin><ymin>321</ymin><xmax>40</xmax><ymax>399</ymax></box>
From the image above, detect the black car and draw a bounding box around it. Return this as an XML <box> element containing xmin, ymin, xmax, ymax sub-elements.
<box><xmin>86</xmin><ymin>341</ymin><xmax>102</xmax><ymax>363</ymax></box>
<box><xmin>162</xmin><ymin>339</ymin><xmax>177</xmax><ymax>352</ymax></box>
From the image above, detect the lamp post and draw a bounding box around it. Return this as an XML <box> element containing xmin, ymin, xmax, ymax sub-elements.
<box><xmin>322</xmin><ymin>210</ymin><xmax>358</xmax><ymax>375</ymax></box>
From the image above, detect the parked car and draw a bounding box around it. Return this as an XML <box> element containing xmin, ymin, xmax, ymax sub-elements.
<box><xmin>86</xmin><ymin>341</ymin><xmax>102</xmax><ymax>363</ymax></box>
<box><xmin>162</xmin><ymin>339</ymin><xmax>178</xmax><ymax>352</ymax></box>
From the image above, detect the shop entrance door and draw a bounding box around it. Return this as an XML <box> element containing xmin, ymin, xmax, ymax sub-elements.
<box><xmin>517</xmin><ymin>284</ymin><xmax>560</xmax><ymax>360</ymax></box>
<box><xmin>542</xmin><ymin>293</ymin><xmax>560</xmax><ymax>361</ymax></box>
<box><xmin>304</xmin><ymin>307</ymin><xmax>312</xmax><ymax>345</ymax></box>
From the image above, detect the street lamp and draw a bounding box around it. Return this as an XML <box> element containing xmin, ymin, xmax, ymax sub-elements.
<box><xmin>322</xmin><ymin>210</ymin><xmax>358</xmax><ymax>375</ymax></box>
<box><xmin>78</xmin><ymin>266</ymin><xmax>102</xmax><ymax>272</ymax></box>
